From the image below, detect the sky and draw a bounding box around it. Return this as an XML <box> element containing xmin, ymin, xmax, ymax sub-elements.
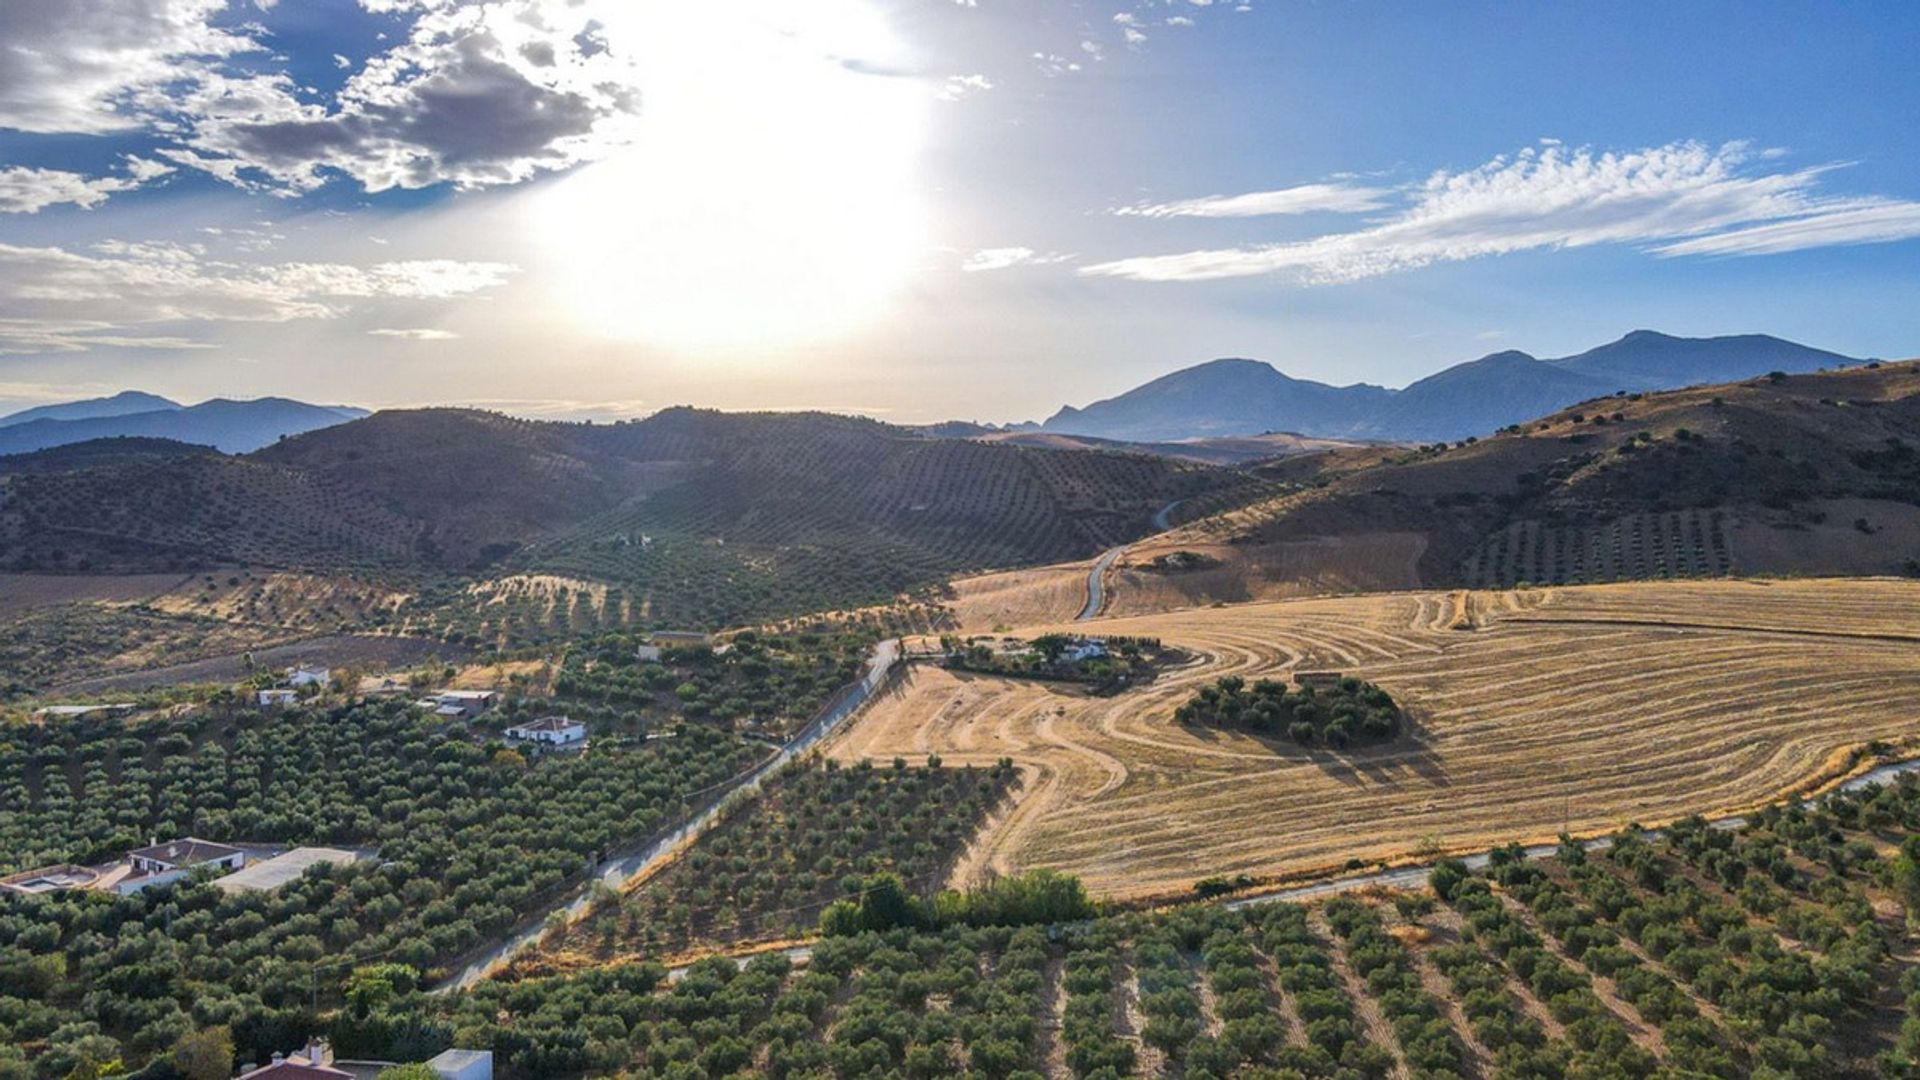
<box><xmin>1</xmin><ymin>0</ymin><xmax>1917</xmax><ymax>424</ymax></box>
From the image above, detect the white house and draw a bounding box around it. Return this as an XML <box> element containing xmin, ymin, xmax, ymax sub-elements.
<box><xmin>117</xmin><ymin>838</ymin><xmax>245</xmax><ymax>893</ymax></box>
<box><xmin>286</xmin><ymin>666</ymin><xmax>332</xmax><ymax>688</ymax></box>
<box><xmin>505</xmin><ymin>716</ymin><xmax>587</xmax><ymax>746</ymax></box>
<box><xmin>1063</xmin><ymin>639</ymin><xmax>1109</xmax><ymax>663</ymax></box>
<box><xmin>635</xmin><ymin>644</ymin><xmax>664</xmax><ymax>662</ymax></box>
<box><xmin>259</xmin><ymin>688</ymin><xmax>299</xmax><ymax>708</ymax></box>
<box><xmin>236</xmin><ymin>1038</ymin><xmax>353</xmax><ymax>1080</ymax></box>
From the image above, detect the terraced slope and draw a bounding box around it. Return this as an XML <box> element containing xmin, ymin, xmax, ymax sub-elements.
<box><xmin>832</xmin><ymin>578</ymin><xmax>1920</xmax><ymax>900</ymax></box>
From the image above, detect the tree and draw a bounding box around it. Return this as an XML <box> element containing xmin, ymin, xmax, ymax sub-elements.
<box><xmin>372</xmin><ymin>1065</ymin><xmax>439</xmax><ymax>1080</ymax></box>
<box><xmin>171</xmin><ymin>1028</ymin><xmax>234</xmax><ymax>1080</ymax></box>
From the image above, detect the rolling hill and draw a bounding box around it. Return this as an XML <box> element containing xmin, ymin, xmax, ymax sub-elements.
<box><xmin>0</xmin><ymin>395</ymin><xmax>368</xmax><ymax>455</ymax></box>
<box><xmin>1043</xmin><ymin>330</ymin><xmax>1866</xmax><ymax>443</ymax></box>
<box><xmin>1156</xmin><ymin>359</ymin><xmax>1920</xmax><ymax>593</ymax></box>
<box><xmin>0</xmin><ymin>407</ymin><xmax>1276</xmax><ymax>637</ymax></box>
<box><xmin>0</xmin><ymin>390</ymin><xmax>181</xmax><ymax>428</ymax></box>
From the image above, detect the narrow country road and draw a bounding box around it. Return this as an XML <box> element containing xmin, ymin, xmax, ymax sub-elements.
<box><xmin>1077</xmin><ymin>499</ymin><xmax>1184</xmax><ymax>622</ymax></box>
<box><xmin>433</xmin><ymin>638</ymin><xmax>901</xmax><ymax>992</ymax></box>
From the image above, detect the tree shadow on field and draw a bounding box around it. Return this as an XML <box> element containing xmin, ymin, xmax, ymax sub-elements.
<box><xmin>1307</xmin><ymin>717</ymin><xmax>1452</xmax><ymax>790</ymax></box>
<box><xmin>1214</xmin><ymin>712</ymin><xmax>1452</xmax><ymax>790</ymax></box>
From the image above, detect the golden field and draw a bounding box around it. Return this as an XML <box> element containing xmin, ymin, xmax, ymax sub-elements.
<box><xmin>832</xmin><ymin>577</ymin><xmax>1920</xmax><ymax>901</ymax></box>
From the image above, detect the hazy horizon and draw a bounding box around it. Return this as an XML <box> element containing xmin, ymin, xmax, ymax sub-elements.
<box><xmin>4</xmin><ymin>1</ymin><xmax>1919</xmax><ymax>424</ymax></box>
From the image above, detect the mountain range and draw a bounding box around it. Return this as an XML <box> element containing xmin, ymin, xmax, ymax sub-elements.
<box><xmin>0</xmin><ymin>392</ymin><xmax>367</xmax><ymax>455</ymax></box>
<box><xmin>1042</xmin><ymin>331</ymin><xmax>1868</xmax><ymax>443</ymax></box>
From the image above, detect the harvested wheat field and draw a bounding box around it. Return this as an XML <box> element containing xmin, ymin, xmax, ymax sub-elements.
<box><xmin>945</xmin><ymin>560</ymin><xmax>1098</xmax><ymax>631</ymax></box>
<box><xmin>832</xmin><ymin>577</ymin><xmax>1920</xmax><ymax>902</ymax></box>
<box><xmin>1102</xmin><ymin>531</ymin><xmax>1429</xmax><ymax>617</ymax></box>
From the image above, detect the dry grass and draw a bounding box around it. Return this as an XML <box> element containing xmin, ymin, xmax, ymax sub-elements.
<box><xmin>0</xmin><ymin>573</ymin><xmax>198</xmax><ymax>620</ymax></box>
<box><xmin>946</xmin><ymin>561</ymin><xmax>1098</xmax><ymax>631</ymax></box>
<box><xmin>832</xmin><ymin>577</ymin><xmax>1920</xmax><ymax>901</ymax></box>
<box><xmin>1105</xmin><ymin>532</ymin><xmax>1428</xmax><ymax>616</ymax></box>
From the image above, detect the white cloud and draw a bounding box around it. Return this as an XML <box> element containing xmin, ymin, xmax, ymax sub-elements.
<box><xmin>0</xmin><ymin>156</ymin><xmax>175</xmax><ymax>213</ymax></box>
<box><xmin>1654</xmin><ymin>201</ymin><xmax>1920</xmax><ymax>256</ymax></box>
<box><xmin>961</xmin><ymin>247</ymin><xmax>1075</xmax><ymax>273</ymax></box>
<box><xmin>1115</xmin><ymin>182</ymin><xmax>1391</xmax><ymax>219</ymax></box>
<box><xmin>935</xmin><ymin>74</ymin><xmax>994</xmax><ymax>102</ymax></box>
<box><xmin>368</xmin><ymin>326</ymin><xmax>459</xmax><ymax>340</ymax></box>
<box><xmin>0</xmin><ymin>168</ymin><xmax>131</xmax><ymax>214</ymax></box>
<box><xmin>0</xmin><ymin>240</ymin><xmax>515</xmax><ymax>353</ymax></box>
<box><xmin>177</xmin><ymin>2</ymin><xmax>643</xmax><ymax>192</ymax></box>
<box><xmin>1</xmin><ymin>0</ymin><xmax>643</xmax><ymax>194</ymax></box>
<box><xmin>0</xmin><ymin>0</ymin><xmax>261</xmax><ymax>134</ymax></box>
<box><xmin>1084</xmin><ymin>141</ymin><xmax>1920</xmax><ymax>283</ymax></box>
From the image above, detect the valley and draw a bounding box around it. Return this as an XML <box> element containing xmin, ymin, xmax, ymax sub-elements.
<box><xmin>6</xmin><ymin>349</ymin><xmax>1920</xmax><ymax>1080</ymax></box>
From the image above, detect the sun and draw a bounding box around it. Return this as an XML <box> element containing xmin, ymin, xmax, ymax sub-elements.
<box><xmin>528</xmin><ymin>0</ymin><xmax>929</xmax><ymax>355</ymax></box>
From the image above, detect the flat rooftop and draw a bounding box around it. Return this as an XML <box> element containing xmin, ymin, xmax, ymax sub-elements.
<box><xmin>215</xmin><ymin>847</ymin><xmax>359</xmax><ymax>893</ymax></box>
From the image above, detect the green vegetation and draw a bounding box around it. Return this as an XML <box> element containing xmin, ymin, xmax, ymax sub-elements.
<box><xmin>820</xmin><ymin>867</ymin><xmax>1097</xmax><ymax>936</ymax></box>
<box><xmin>3</xmin><ymin>407</ymin><xmax>1275</xmax><ymax>648</ymax></box>
<box><xmin>1463</xmin><ymin>508</ymin><xmax>1733</xmax><ymax>589</ymax></box>
<box><xmin>0</xmin><ymin>702</ymin><xmax>762</xmax><ymax>1074</ymax></box>
<box><xmin>541</xmin><ymin>628</ymin><xmax>874</xmax><ymax>739</ymax></box>
<box><xmin>1175</xmin><ymin>673</ymin><xmax>1402</xmax><ymax>748</ymax></box>
<box><xmin>545</xmin><ymin>756</ymin><xmax>1017</xmax><ymax>959</ymax></box>
<box><xmin>16</xmin><ymin>766</ymin><xmax>1920</xmax><ymax>1078</ymax></box>
<box><xmin>941</xmin><ymin>633</ymin><xmax>1169</xmax><ymax>692</ymax></box>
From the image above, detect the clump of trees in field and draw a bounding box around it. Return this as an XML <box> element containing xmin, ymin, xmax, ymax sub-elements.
<box><xmin>819</xmin><ymin>868</ymin><xmax>1096</xmax><ymax>936</ymax></box>
<box><xmin>941</xmin><ymin>633</ymin><xmax>1168</xmax><ymax>692</ymax></box>
<box><xmin>1175</xmin><ymin>673</ymin><xmax>1401</xmax><ymax>748</ymax></box>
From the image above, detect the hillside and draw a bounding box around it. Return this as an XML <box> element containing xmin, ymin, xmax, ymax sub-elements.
<box><xmin>967</xmin><ymin>427</ymin><xmax>1374</xmax><ymax>464</ymax></box>
<box><xmin>1</xmin><ymin>408</ymin><xmax>1273</xmax><ymax>637</ymax></box>
<box><xmin>0</xmin><ymin>395</ymin><xmax>368</xmax><ymax>455</ymax></box>
<box><xmin>1043</xmin><ymin>330</ymin><xmax>1866</xmax><ymax>442</ymax></box>
<box><xmin>0</xmin><ymin>390</ymin><xmax>180</xmax><ymax>428</ymax></box>
<box><xmin>1150</xmin><ymin>359</ymin><xmax>1920</xmax><ymax>594</ymax></box>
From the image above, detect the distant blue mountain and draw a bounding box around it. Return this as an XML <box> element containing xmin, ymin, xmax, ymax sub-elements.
<box><xmin>0</xmin><ymin>395</ymin><xmax>369</xmax><ymax>455</ymax></box>
<box><xmin>0</xmin><ymin>390</ymin><xmax>181</xmax><ymax>428</ymax></box>
<box><xmin>1041</xmin><ymin>331</ymin><xmax>1867</xmax><ymax>443</ymax></box>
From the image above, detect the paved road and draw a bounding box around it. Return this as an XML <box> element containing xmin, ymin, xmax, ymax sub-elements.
<box><xmin>1076</xmin><ymin>499</ymin><xmax>1185</xmax><ymax>622</ymax></box>
<box><xmin>434</xmin><ymin>638</ymin><xmax>901</xmax><ymax>992</ymax></box>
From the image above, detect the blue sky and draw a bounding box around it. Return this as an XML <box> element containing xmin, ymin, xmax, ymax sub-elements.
<box><xmin>1</xmin><ymin>0</ymin><xmax>1916</xmax><ymax>422</ymax></box>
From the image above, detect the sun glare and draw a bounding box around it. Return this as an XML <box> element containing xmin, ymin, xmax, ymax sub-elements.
<box><xmin>529</xmin><ymin>0</ymin><xmax>929</xmax><ymax>355</ymax></box>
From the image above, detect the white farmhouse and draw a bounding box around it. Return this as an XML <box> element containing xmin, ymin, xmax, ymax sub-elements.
<box><xmin>116</xmin><ymin>838</ymin><xmax>245</xmax><ymax>893</ymax></box>
<box><xmin>259</xmin><ymin>688</ymin><xmax>299</xmax><ymax>708</ymax></box>
<box><xmin>1063</xmin><ymin>639</ymin><xmax>1109</xmax><ymax>663</ymax></box>
<box><xmin>505</xmin><ymin>716</ymin><xmax>587</xmax><ymax>746</ymax></box>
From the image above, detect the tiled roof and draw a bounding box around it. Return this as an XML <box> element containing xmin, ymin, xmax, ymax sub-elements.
<box><xmin>127</xmin><ymin>837</ymin><xmax>242</xmax><ymax>867</ymax></box>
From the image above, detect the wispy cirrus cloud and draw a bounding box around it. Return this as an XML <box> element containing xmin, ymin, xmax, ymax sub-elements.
<box><xmin>1114</xmin><ymin>182</ymin><xmax>1391</xmax><ymax>219</ymax></box>
<box><xmin>1084</xmin><ymin>141</ymin><xmax>1920</xmax><ymax>283</ymax></box>
<box><xmin>961</xmin><ymin>247</ymin><xmax>1075</xmax><ymax>272</ymax></box>
<box><xmin>0</xmin><ymin>240</ymin><xmax>515</xmax><ymax>353</ymax></box>
<box><xmin>368</xmin><ymin>327</ymin><xmax>460</xmax><ymax>341</ymax></box>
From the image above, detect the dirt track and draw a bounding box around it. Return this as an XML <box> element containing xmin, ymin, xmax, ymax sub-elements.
<box><xmin>830</xmin><ymin>578</ymin><xmax>1920</xmax><ymax>901</ymax></box>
